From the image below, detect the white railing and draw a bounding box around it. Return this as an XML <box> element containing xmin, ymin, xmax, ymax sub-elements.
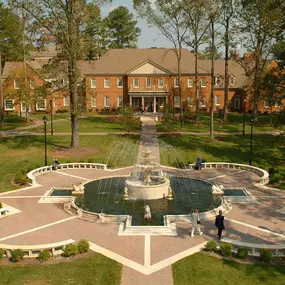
<box><xmin>221</xmin><ymin>238</ymin><xmax>285</xmax><ymax>257</ymax></box>
<box><xmin>0</xmin><ymin>239</ymin><xmax>75</xmax><ymax>258</ymax></box>
<box><xmin>186</xmin><ymin>162</ymin><xmax>269</xmax><ymax>185</ymax></box>
<box><xmin>128</xmin><ymin>84</ymin><xmax>169</xmax><ymax>92</ymax></box>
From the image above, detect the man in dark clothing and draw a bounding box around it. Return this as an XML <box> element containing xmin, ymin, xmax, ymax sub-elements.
<box><xmin>195</xmin><ymin>156</ymin><xmax>203</xmax><ymax>170</ymax></box>
<box><xmin>215</xmin><ymin>210</ymin><xmax>225</xmax><ymax>239</ymax></box>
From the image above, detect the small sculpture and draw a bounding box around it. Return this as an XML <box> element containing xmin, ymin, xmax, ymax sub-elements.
<box><xmin>212</xmin><ymin>185</ymin><xmax>224</xmax><ymax>195</ymax></box>
<box><xmin>144</xmin><ymin>205</ymin><xmax>152</xmax><ymax>219</ymax></box>
<box><xmin>73</xmin><ymin>183</ymin><xmax>85</xmax><ymax>193</ymax></box>
<box><xmin>122</xmin><ymin>187</ymin><xmax>129</xmax><ymax>200</ymax></box>
<box><xmin>167</xmin><ymin>186</ymin><xmax>173</xmax><ymax>200</ymax></box>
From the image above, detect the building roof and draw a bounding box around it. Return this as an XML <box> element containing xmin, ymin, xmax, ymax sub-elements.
<box><xmin>31</xmin><ymin>46</ymin><xmax>58</xmax><ymax>59</ymax></box>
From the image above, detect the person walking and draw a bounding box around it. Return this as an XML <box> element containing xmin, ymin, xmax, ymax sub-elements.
<box><xmin>190</xmin><ymin>209</ymin><xmax>203</xmax><ymax>237</ymax></box>
<box><xmin>215</xmin><ymin>210</ymin><xmax>225</xmax><ymax>239</ymax></box>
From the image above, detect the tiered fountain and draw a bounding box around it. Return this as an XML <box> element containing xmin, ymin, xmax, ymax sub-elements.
<box><xmin>124</xmin><ymin>147</ymin><xmax>170</xmax><ymax>200</ymax></box>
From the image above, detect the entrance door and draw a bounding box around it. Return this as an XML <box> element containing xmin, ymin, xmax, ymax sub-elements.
<box><xmin>144</xmin><ymin>97</ymin><xmax>154</xmax><ymax>112</ymax></box>
<box><xmin>234</xmin><ymin>97</ymin><xmax>240</xmax><ymax>110</ymax></box>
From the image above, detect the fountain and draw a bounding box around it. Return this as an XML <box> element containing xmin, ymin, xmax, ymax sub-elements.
<box><xmin>125</xmin><ymin>147</ymin><xmax>170</xmax><ymax>200</ymax></box>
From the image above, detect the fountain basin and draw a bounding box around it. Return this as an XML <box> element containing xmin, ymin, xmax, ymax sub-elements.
<box><xmin>126</xmin><ymin>178</ymin><xmax>170</xmax><ymax>200</ymax></box>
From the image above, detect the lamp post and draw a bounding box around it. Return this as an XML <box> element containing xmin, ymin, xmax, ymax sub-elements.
<box><xmin>50</xmin><ymin>100</ymin><xmax>53</xmax><ymax>136</ymax></box>
<box><xmin>42</xmin><ymin>115</ymin><xmax>48</xmax><ymax>166</ymax></box>
<box><xmin>242</xmin><ymin>98</ymin><xmax>246</xmax><ymax>136</ymax></box>
<box><xmin>249</xmin><ymin>115</ymin><xmax>254</xmax><ymax>166</ymax></box>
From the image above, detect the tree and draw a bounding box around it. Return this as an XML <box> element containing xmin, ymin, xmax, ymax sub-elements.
<box><xmin>14</xmin><ymin>0</ymin><xmax>110</xmax><ymax>149</ymax></box>
<box><xmin>182</xmin><ymin>0</ymin><xmax>210</xmax><ymax>124</ymax></box>
<box><xmin>134</xmin><ymin>0</ymin><xmax>189</xmax><ymax>127</ymax></box>
<box><xmin>236</xmin><ymin>0</ymin><xmax>283</xmax><ymax>120</ymax></box>
<box><xmin>198</xmin><ymin>46</ymin><xmax>223</xmax><ymax>60</ymax></box>
<box><xmin>105</xmin><ymin>6</ymin><xmax>141</xmax><ymax>49</ymax></box>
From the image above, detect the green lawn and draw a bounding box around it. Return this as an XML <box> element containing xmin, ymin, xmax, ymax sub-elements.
<box><xmin>0</xmin><ymin>135</ymin><xmax>138</xmax><ymax>193</ymax></box>
<box><xmin>157</xmin><ymin>112</ymin><xmax>278</xmax><ymax>133</ymax></box>
<box><xmin>159</xmin><ymin>134</ymin><xmax>285</xmax><ymax>189</ymax></box>
<box><xmin>0</xmin><ymin>114</ymin><xmax>33</xmax><ymax>130</ymax></box>
<box><xmin>0</xmin><ymin>253</ymin><xmax>122</xmax><ymax>285</ymax></box>
<box><xmin>28</xmin><ymin>116</ymin><xmax>141</xmax><ymax>133</ymax></box>
<box><xmin>172</xmin><ymin>253</ymin><xmax>285</xmax><ymax>285</ymax></box>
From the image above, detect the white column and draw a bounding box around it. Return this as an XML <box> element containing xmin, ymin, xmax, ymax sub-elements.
<box><xmin>141</xmin><ymin>97</ymin><xmax>144</xmax><ymax>109</ymax></box>
<box><xmin>153</xmin><ymin>96</ymin><xmax>157</xmax><ymax>113</ymax></box>
<box><xmin>165</xmin><ymin>96</ymin><xmax>168</xmax><ymax>105</ymax></box>
<box><xmin>129</xmin><ymin>96</ymin><xmax>132</xmax><ymax>106</ymax></box>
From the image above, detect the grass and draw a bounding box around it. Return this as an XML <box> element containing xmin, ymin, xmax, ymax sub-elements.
<box><xmin>0</xmin><ymin>114</ymin><xmax>33</xmax><ymax>130</ymax></box>
<box><xmin>157</xmin><ymin>112</ymin><xmax>278</xmax><ymax>133</ymax></box>
<box><xmin>172</xmin><ymin>252</ymin><xmax>285</xmax><ymax>285</ymax></box>
<box><xmin>28</xmin><ymin>116</ymin><xmax>141</xmax><ymax>133</ymax></box>
<box><xmin>159</xmin><ymin>134</ymin><xmax>285</xmax><ymax>189</ymax></box>
<box><xmin>0</xmin><ymin>253</ymin><xmax>122</xmax><ymax>285</ymax></box>
<box><xmin>0</xmin><ymin>135</ymin><xmax>138</xmax><ymax>193</ymax></box>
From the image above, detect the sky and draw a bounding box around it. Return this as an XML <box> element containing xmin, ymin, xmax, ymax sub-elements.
<box><xmin>101</xmin><ymin>0</ymin><xmax>174</xmax><ymax>49</ymax></box>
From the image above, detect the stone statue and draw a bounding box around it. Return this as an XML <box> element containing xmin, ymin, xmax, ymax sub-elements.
<box><xmin>144</xmin><ymin>205</ymin><xmax>152</xmax><ymax>219</ymax></box>
<box><xmin>212</xmin><ymin>185</ymin><xmax>224</xmax><ymax>195</ymax></box>
<box><xmin>167</xmin><ymin>186</ymin><xmax>173</xmax><ymax>200</ymax></box>
<box><xmin>122</xmin><ymin>187</ymin><xmax>129</xmax><ymax>200</ymax></box>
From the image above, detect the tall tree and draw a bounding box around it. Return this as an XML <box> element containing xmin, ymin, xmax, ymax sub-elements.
<box><xmin>13</xmin><ymin>0</ymin><xmax>110</xmax><ymax>149</ymax></box>
<box><xmin>105</xmin><ymin>6</ymin><xmax>141</xmax><ymax>48</ymax></box>
<box><xmin>134</xmin><ymin>0</ymin><xmax>189</xmax><ymax>127</ymax></box>
<box><xmin>182</xmin><ymin>0</ymin><xmax>210</xmax><ymax>124</ymax></box>
<box><xmin>236</xmin><ymin>0</ymin><xmax>283</xmax><ymax>120</ymax></box>
<box><xmin>198</xmin><ymin>46</ymin><xmax>223</xmax><ymax>60</ymax></box>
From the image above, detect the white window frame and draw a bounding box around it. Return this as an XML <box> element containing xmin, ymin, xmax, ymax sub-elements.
<box><xmin>62</xmin><ymin>78</ymin><xmax>68</xmax><ymax>87</ymax></box>
<box><xmin>133</xmin><ymin>78</ymin><xmax>139</xmax><ymax>88</ymax></box>
<box><xmin>188</xmin><ymin>78</ymin><xmax>193</xmax><ymax>88</ymax></box>
<box><xmin>36</xmin><ymin>99</ymin><xmax>46</xmax><ymax>111</ymax></box>
<box><xmin>174</xmin><ymin>78</ymin><xmax>179</xmax><ymax>88</ymax></box>
<box><xmin>234</xmin><ymin>97</ymin><xmax>240</xmax><ymax>109</ymax></box>
<box><xmin>63</xmin><ymin>96</ymin><xmax>69</xmax><ymax>107</ymax></box>
<box><xmin>201</xmin><ymin>78</ymin><xmax>206</xmax><ymax>88</ymax></box>
<box><xmin>264</xmin><ymin>100</ymin><xmax>269</xmax><ymax>108</ymax></box>
<box><xmin>4</xmin><ymin>99</ymin><xmax>14</xmax><ymax>111</ymax></box>
<box><xmin>275</xmin><ymin>101</ymin><xmax>281</xmax><ymax>108</ymax></box>
<box><xmin>187</xmin><ymin>96</ymin><xmax>193</xmax><ymax>107</ymax></box>
<box><xmin>158</xmin><ymin>78</ymin><xmax>164</xmax><ymax>88</ymax></box>
<box><xmin>146</xmin><ymin>78</ymin><xmax>151</xmax><ymax>88</ymax></box>
<box><xmin>91</xmin><ymin>97</ymin><xmax>96</xmax><ymax>108</ymax></box>
<box><xmin>229</xmin><ymin>75</ymin><xmax>235</xmax><ymax>86</ymax></box>
<box><xmin>104</xmin><ymin>78</ymin><xmax>110</xmax><ymax>88</ymax></box>
<box><xmin>174</xmin><ymin>96</ymin><xmax>180</xmax><ymax>107</ymax></box>
<box><xmin>30</xmin><ymin>79</ymin><xmax>35</xmax><ymax>89</ymax></box>
<box><xmin>104</xmin><ymin>96</ymin><xmax>110</xmax><ymax>108</ymax></box>
<box><xmin>14</xmin><ymin>80</ymin><xmax>20</xmax><ymax>89</ymax></box>
<box><xmin>91</xmin><ymin>78</ymin><xmax>96</xmax><ymax>88</ymax></box>
<box><xmin>21</xmin><ymin>102</ymin><xmax>28</xmax><ymax>112</ymax></box>
<box><xmin>117</xmin><ymin>96</ymin><xmax>123</xmax><ymax>107</ymax></box>
<box><xmin>117</xmin><ymin>78</ymin><xmax>123</xmax><ymax>88</ymax></box>
<box><xmin>215</xmin><ymin>96</ymin><xmax>221</xmax><ymax>106</ymax></box>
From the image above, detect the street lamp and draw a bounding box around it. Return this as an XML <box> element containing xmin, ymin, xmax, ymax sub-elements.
<box><xmin>242</xmin><ymin>98</ymin><xmax>246</xmax><ymax>136</ymax></box>
<box><xmin>50</xmin><ymin>100</ymin><xmax>54</xmax><ymax>136</ymax></box>
<box><xmin>249</xmin><ymin>115</ymin><xmax>254</xmax><ymax>166</ymax></box>
<box><xmin>42</xmin><ymin>115</ymin><xmax>48</xmax><ymax>166</ymax></box>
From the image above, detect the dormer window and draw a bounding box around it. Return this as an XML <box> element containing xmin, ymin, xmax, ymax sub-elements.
<box><xmin>30</xmin><ymin>79</ymin><xmax>35</xmax><ymax>89</ymax></box>
<box><xmin>14</xmin><ymin>80</ymin><xmax>20</xmax><ymax>89</ymax></box>
<box><xmin>229</xmin><ymin>75</ymin><xmax>235</xmax><ymax>86</ymax></box>
<box><xmin>215</xmin><ymin>76</ymin><xmax>221</xmax><ymax>86</ymax></box>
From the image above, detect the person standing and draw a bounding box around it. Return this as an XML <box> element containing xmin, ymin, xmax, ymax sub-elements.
<box><xmin>215</xmin><ymin>210</ymin><xmax>225</xmax><ymax>239</ymax></box>
<box><xmin>190</xmin><ymin>209</ymin><xmax>203</xmax><ymax>237</ymax></box>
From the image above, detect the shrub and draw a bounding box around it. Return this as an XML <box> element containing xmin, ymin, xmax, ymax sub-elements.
<box><xmin>38</xmin><ymin>249</ymin><xmax>52</xmax><ymax>262</ymax></box>
<box><xmin>0</xmin><ymin>249</ymin><xmax>4</xmax><ymax>259</ymax></box>
<box><xmin>204</xmin><ymin>241</ymin><xmax>218</xmax><ymax>252</ymax></box>
<box><xmin>236</xmin><ymin>248</ymin><xmax>248</xmax><ymax>259</ymax></box>
<box><xmin>260</xmin><ymin>248</ymin><xmax>273</xmax><ymax>262</ymax></box>
<box><xmin>220</xmin><ymin>242</ymin><xmax>232</xmax><ymax>257</ymax></box>
<box><xmin>11</xmin><ymin>249</ymin><xmax>24</xmax><ymax>262</ymax></box>
<box><xmin>62</xmin><ymin>244</ymin><xmax>78</xmax><ymax>257</ymax></box>
<box><xmin>270</xmin><ymin>173</ymin><xmax>281</xmax><ymax>184</ymax></box>
<box><xmin>14</xmin><ymin>172</ymin><xmax>29</xmax><ymax>185</ymax></box>
<box><xmin>77</xmin><ymin>239</ymin><xmax>90</xmax><ymax>253</ymax></box>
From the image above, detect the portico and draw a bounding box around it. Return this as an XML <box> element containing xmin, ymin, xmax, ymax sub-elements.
<box><xmin>129</xmin><ymin>94</ymin><xmax>168</xmax><ymax>113</ymax></box>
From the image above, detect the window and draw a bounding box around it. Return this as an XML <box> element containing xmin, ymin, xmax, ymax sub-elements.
<box><xmin>215</xmin><ymin>96</ymin><xmax>221</xmax><ymax>105</ymax></box>
<box><xmin>14</xmin><ymin>80</ymin><xmax>20</xmax><ymax>89</ymax></box>
<box><xmin>36</xmin><ymin>99</ymin><xmax>46</xmax><ymax>110</ymax></box>
<box><xmin>201</xmin><ymin>96</ymin><xmax>206</xmax><ymax>107</ymax></box>
<box><xmin>188</xmin><ymin>78</ymin><xmax>193</xmax><ymax>88</ymax></box>
<box><xmin>30</xmin><ymin>79</ymin><xmax>35</xmax><ymax>89</ymax></box>
<box><xmin>264</xmin><ymin>100</ymin><xmax>269</xmax><ymax>108</ymax></box>
<box><xmin>62</xmin><ymin>78</ymin><xmax>68</xmax><ymax>87</ymax></box>
<box><xmin>158</xmin><ymin>78</ymin><xmax>164</xmax><ymax>88</ymax></box>
<box><xmin>234</xmin><ymin>97</ymin><xmax>240</xmax><ymax>109</ymax></box>
<box><xmin>187</xmin><ymin>96</ymin><xmax>193</xmax><ymax>107</ymax></box>
<box><xmin>91</xmin><ymin>97</ymin><xmax>96</xmax><ymax>108</ymax></box>
<box><xmin>104</xmin><ymin>78</ymin><xmax>110</xmax><ymax>88</ymax></box>
<box><xmin>174</xmin><ymin>78</ymin><xmax>179</xmax><ymax>87</ymax></box>
<box><xmin>91</xmin><ymin>78</ymin><xmax>96</xmax><ymax>88</ymax></box>
<box><xmin>133</xmin><ymin>78</ymin><xmax>139</xmax><ymax>88</ymax></box>
<box><xmin>215</xmin><ymin>76</ymin><xmax>221</xmax><ymax>86</ymax></box>
<box><xmin>104</xmin><ymin>96</ymin><xmax>110</xmax><ymax>107</ymax></box>
<box><xmin>174</xmin><ymin>96</ymin><xmax>180</xmax><ymax>107</ymax></box>
<box><xmin>4</xmin><ymin>99</ymin><xmax>14</xmax><ymax>111</ymax></box>
<box><xmin>21</xmin><ymin>102</ymin><xmax>27</xmax><ymax>112</ymax></box>
<box><xmin>229</xmin><ymin>75</ymin><xmax>235</xmax><ymax>85</ymax></box>
<box><xmin>117</xmin><ymin>78</ymin><xmax>123</xmax><ymax>88</ymax></box>
<box><xmin>275</xmin><ymin>101</ymin><xmax>281</xmax><ymax>108</ymax></box>
<box><xmin>146</xmin><ymin>78</ymin><xmax>151</xmax><ymax>88</ymax></box>
<box><xmin>118</xmin><ymin>96</ymin><xmax>123</xmax><ymax>107</ymax></box>
<box><xmin>63</xmin><ymin>96</ymin><xmax>69</xmax><ymax>107</ymax></box>
<box><xmin>201</xmin><ymin>78</ymin><xmax>206</xmax><ymax>87</ymax></box>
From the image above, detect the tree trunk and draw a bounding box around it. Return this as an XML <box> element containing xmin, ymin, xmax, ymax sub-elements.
<box><xmin>178</xmin><ymin>47</ymin><xmax>184</xmax><ymax>128</ymax></box>
<box><xmin>0</xmin><ymin>50</ymin><xmax>4</xmax><ymax>128</ymax></box>
<box><xmin>223</xmin><ymin>18</ymin><xmax>229</xmax><ymax>121</ymax></box>
<box><xmin>195</xmin><ymin>43</ymin><xmax>199</xmax><ymax>124</ymax></box>
<box><xmin>210</xmin><ymin>20</ymin><xmax>215</xmax><ymax>139</ymax></box>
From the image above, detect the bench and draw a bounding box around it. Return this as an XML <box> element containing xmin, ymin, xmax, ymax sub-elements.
<box><xmin>221</xmin><ymin>238</ymin><xmax>285</xmax><ymax>257</ymax></box>
<box><xmin>0</xmin><ymin>239</ymin><xmax>75</xmax><ymax>258</ymax></box>
<box><xmin>0</xmin><ymin>208</ymin><xmax>9</xmax><ymax>216</ymax></box>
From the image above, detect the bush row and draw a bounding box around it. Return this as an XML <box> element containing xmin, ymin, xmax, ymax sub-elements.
<box><xmin>204</xmin><ymin>241</ymin><xmax>274</xmax><ymax>262</ymax></box>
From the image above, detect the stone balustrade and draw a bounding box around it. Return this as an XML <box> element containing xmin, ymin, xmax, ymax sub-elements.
<box><xmin>221</xmin><ymin>238</ymin><xmax>285</xmax><ymax>257</ymax></box>
<box><xmin>0</xmin><ymin>239</ymin><xmax>75</xmax><ymax>258</ymax></box>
